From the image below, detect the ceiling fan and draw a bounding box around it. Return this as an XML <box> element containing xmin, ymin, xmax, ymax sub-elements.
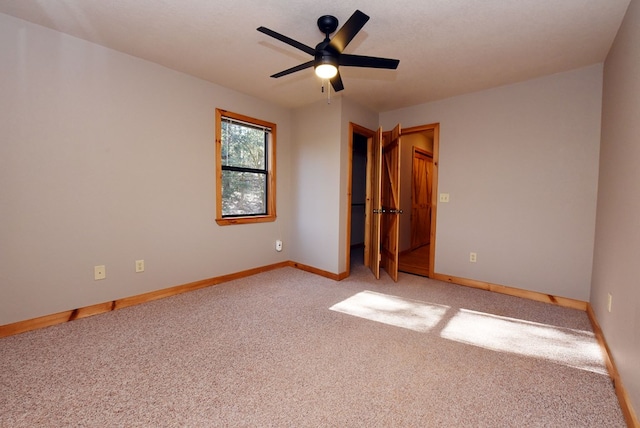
<box><xmin>257</xmin><ymin>10</ymin><xmax>400</xmax><ymax>92</ymax></box>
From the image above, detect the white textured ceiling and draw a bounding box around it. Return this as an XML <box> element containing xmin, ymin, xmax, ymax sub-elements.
<box><xmin>0</xmin><ymin>0</ymin><xmax>631</xmax><ymax>112</ymax></box>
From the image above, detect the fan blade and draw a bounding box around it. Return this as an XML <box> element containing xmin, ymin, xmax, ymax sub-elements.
<box><xmin>270</xmin><ymin>60</ymin><xmax>314</xmax><ymax>78</ymax></box>
<box><xmin>330</xmin><ymin>72</ymin><xmax>344</xmax><ymax>92</ymax></box>
<box><xmin>339</xmin><ymin>54</ymin><xmax>399</xmax><ymax>70</ymax></box>
<box><xmin>257</xmin><ymin>27</ymin><xmax>316</xmax><ymax>56</ymax></box>
<box><xmin>329</xmin><ymin>10</ymin><xmax>369</xmax><ymax>53</ymax></box>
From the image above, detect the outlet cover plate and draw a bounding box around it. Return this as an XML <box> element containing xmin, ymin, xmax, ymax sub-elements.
<box><xmin>94</xmin><ymin>265</ymin><xmax>106</xmax><ymax>280</ymax></box>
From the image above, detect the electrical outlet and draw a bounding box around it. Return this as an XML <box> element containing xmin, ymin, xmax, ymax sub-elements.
<box><xmin>94</xmin><ymin>265</ymin><xmax>106</xmax><ymax>280</ymax></box>
<box><xmin>275</xmin><ymin>240</ymin><xmax>283</xmax><ymax>252</ymax></box>
<box><xmin>607</xmin><ymin>293</ymin><xmax>612</xmax><ymax>313</ymax></box>
<box><xmin>469</xmin><ymin>252</ymin><xmax>477</xmax><ymax>263</ymax></box>
<box><xmin>135</xmin><ymin>260</ymin><xmax>145</xmax><ymax>273</ymax></box>
<box><xmin>439</xmin><ymin>193</ymin><xmax>450</xmax><ymax>203</ymax></box>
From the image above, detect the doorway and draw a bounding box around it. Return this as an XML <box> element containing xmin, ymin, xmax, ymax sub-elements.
<box><xmin>398</xmin><ymin>133</ymin><xmax>434</xmax><ymax>277</ymax></box>
<box><xmin>346</xmin><ymin>122</ymin><xmax>439</xmax><ymax>280</ymax></box>
<box><xmin>348</xmin><ymin>130</ymin><xmax>369</xmax><ymax>268</ymax></box>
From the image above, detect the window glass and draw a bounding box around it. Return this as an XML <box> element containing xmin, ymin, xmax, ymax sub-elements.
<box><xmin>220</xmin><ymin>121</ymin><xmax>266</xmax><ymax>169</ymax></box>
<box><xmin>221</xmin><ymin>171</ymin><xmax>267</xmax><ymax>216</ymax></box>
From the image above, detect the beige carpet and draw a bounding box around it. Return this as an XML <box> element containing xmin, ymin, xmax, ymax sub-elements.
<box><xmin>0</xmin><ymin>263</ymin><xmax>626</xmax><ymax>427</ymax></box>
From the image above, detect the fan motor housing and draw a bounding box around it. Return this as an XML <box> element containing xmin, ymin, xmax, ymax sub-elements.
<box><xmin>314</xmin><ymin>41</ymin><xmax>338</xmax><ymax>69</ymax></box>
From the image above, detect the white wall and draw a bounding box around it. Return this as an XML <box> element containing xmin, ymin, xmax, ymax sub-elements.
<box><xmin>290</xmin><ymin>99</ymin><xmax>342</xmax><ymax>273</ymax></box>
<box><xmin>0</xmin><ymin>13</ymin><xmax>292</xmax><ymax>325</ymax></box>
<box><xmin>381</xmin><ymin>65</ymin><xmax>603</xmax><ymax>301</ymax></box>
<box><xmin>591</xmin><ymin>0</ymin><xmax>640</xmax><ymax>414</ymax></box>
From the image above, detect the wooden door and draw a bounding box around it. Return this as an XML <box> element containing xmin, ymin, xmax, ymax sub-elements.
<box><xmin>367</xmin><ymin>127</ymin><xmax>383</xmax><ymax>279</ymax></box>
<box><xmin>380</xmin><ymin>124</ymin><xmax>401</xmax><ymax>282</ymax></box>
<box><xmin>411</xmin><ymin>149</ymin><xmax>433</xmax><ymax>249</ymax></box>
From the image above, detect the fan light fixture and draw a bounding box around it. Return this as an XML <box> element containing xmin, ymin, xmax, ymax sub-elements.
<box><xmin>315</xmin><ymin>55</ymin><xmax>338</xmax><ymax>79</ymax></box>
<box><xmin>315</xmin><ymin>63</ymin><xmax>338</xmax><ymax>78</ymax></box>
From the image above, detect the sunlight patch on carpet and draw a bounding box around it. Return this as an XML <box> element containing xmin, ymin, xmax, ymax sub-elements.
<box><xmin>440</xmin><ymin>309</ymin><xmax>607</xmax><ymax>375</ymax></box>
<box><xmin>330</xmin><ymin>291</ymin><xmax>607</xmax><ymax>376</ymax></box>
<box><xmin>329</xmin><ymin>290</ymin><xmax>449</xmax><ymax>332</ymax></box>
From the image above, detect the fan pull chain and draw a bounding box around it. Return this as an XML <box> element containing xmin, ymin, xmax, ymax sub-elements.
<box><xmin>320</xmin><ymin>79</ymin><xmax>331</xmax><ymax>104</ymax></box>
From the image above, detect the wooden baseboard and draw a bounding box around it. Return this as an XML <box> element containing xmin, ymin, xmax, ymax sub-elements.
<box><xmin>0</xmin><ymin>261</ymin><xmax>290</xmax><ymax>339</ymax></box>
<box><xmin>431</xmin><ymin>272</ymin><xmax>588</xmax><ymax>311</ymax></box>
<box><xmin>287</xmin><ymin>261</ymin><xmax>348</xmax><ymax>280</ymax></box>
<box><xmin>587</xmin><ymin>304</ymin><xmax>639</xmax><ymax>428</ymax></box>
<box><xmin>0</xmin><ymin>265</ymin><xmax>603</xmax><ymax>335</ymax></box>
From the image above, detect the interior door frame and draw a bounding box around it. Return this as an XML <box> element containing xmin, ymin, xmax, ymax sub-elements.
<box><xmin>346</xmin><ymin>122</ymin><xmax>440</xmax><ymax>279</ymax></box>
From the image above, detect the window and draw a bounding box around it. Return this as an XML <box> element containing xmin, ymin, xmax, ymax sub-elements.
<box><xmin>215</xmin><ymin>109</ymin><xmax>276</xmax><ymax>225</ymax></box>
